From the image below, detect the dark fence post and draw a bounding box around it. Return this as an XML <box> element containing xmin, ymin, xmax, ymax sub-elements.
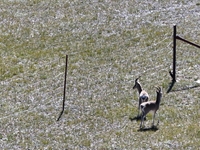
<box><xmin>172</xmin><ymin>25</ymin><xmax>176</xmax><ymax>82</ymax></box>
<box><xmin>168</xmin><ymin>25</ymin><xmax>200</xmax><ymax>93</ymax></box>
<box><xmin>167</xmin><ymin>25</ymin><xmax>177</xmax><ymax>93</ymax></box>
<box><xmin>57</xmin><ymin>54</ymin><xmax>68</xmax><ymax>121</ymax></box>
<box><xmin>169</xmin><ymin>25</ymin><xmax>177</xmax><ymax>82</ymax></box>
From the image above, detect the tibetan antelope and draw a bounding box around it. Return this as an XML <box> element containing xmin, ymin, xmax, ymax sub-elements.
<box><xmin>140</xmin><ymin>86</ymin><xmax>162</xmax><ymax>128</ymax></box>
<box><xmin>133</xmin><ymin>76</ymin><xmax>149</xmax><ymax>116</ymax></box>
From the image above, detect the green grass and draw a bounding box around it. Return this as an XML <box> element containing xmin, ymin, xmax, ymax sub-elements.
<box><xmin>0</xmin><ymin>0</ymin><xmax>200</xmax><ymax>149</ymax></box>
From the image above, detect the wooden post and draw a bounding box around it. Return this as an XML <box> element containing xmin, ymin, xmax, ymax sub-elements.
<box><xmin>57</xmin><ymin>54</ymin><xmax>68</xmax><ymax>121</ymax></box>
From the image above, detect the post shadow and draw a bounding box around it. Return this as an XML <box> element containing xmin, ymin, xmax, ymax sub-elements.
<box><xmin>168</xmin><ymin>84</ymin><xmax>200</xmax><ymax>93</ymax></box>
<box><xmin>129</xmin><ymin>115</ymin><xmax>142</xmax><ymax>121</ymax></box>
<box><xmin>166</xmin><ymin>80</ymin><xmax>176</xmax><ymax>93</ymax></box>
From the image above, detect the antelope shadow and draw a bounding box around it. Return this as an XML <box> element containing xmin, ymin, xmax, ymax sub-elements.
<box><xmin>138</xmin><ymin>125</ymin><xmax>159</xmax><ymax>132</ymax></box>
<box><xmin>129</xmin><ymin>115</ymin><xmax>159</xmax><ymax>132</ymax></box>
<box><xmin>129</xmin><ymin>115</ymin><xmax>146</xmax><ymax>121</ymax></box>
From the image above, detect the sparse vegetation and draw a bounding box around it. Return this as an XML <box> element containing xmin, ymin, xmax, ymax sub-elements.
<box><xmin>0</xmin><ymin>0</ymin><xmax>200</xmax><ymax>149</ymax></box>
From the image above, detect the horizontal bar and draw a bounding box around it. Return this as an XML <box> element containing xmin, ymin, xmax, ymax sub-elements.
<box><xmin>176</xmin><ymin>36</ymin><xmax>200</xmax><ymax>49</ymax></box>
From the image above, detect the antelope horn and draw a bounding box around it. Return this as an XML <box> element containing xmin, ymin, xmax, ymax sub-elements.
<box><xmin>155</xmin><ymin>86</ymin><xmax>160</xmax><ymax>92</ymax></box>
<box><xmin>135</xmin><ymin>76</ymin><xmax>141</xmax><ymax>82</ymax></box>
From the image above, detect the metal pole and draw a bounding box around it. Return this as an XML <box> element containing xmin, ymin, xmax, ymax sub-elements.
<box><xmin>173</xmin><ymin>25</ymin><xmax>176</xmax><ymax>82</ymax></box>
<box><xmin>57</xmin><ymin>54</ymin><xmax>68</xmax><ymax>121</ymax></box>
<box><xmin>176</xmin><ymin>36</ymin><xmax>200</xmax><ymax>49</ymax></box>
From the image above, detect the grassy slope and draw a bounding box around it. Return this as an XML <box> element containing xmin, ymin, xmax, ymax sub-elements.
<box><xmin>0</xmin><ymin>0</ymin><xmax>199</xmax><ymax>149</ymax></box>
